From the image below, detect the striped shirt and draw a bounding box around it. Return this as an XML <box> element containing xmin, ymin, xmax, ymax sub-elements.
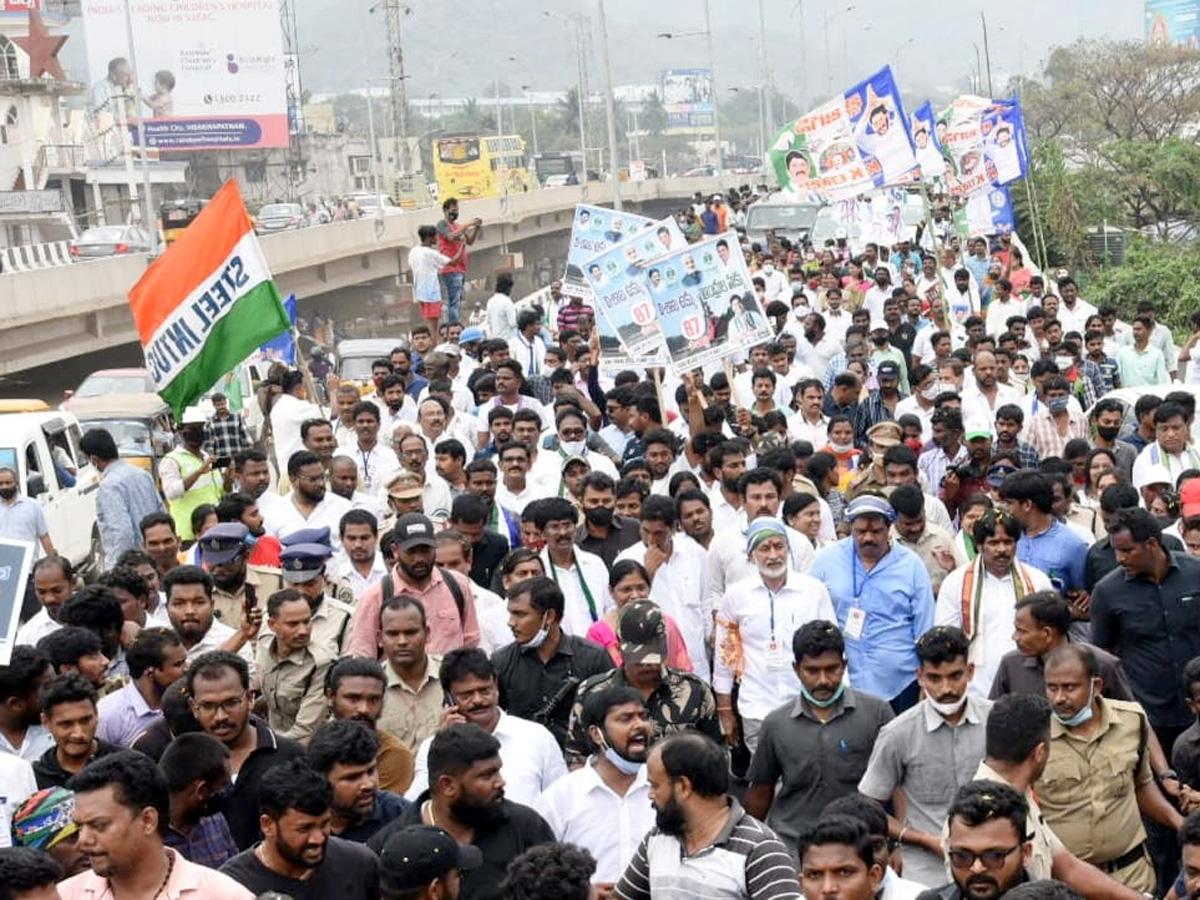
<box><xmin>614</xmin><ymin>799</ymin><xmax>800</xmax><ymax>900</ymax></box>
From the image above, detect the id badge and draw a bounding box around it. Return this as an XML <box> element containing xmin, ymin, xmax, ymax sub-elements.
<box><xmin>845</xmin><ymin>607</ymin><xmax>866</xmax><ymax>640</ymax></box>
<box><xmin>766</xmin><ymin>639</ymin><xmax>788</xmax><ymax>670</ymax></box>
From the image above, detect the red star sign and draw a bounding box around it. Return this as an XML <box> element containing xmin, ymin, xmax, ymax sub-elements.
<box><xmin>14</xmin><ymin>9</ymin><xmax>67</xmax><ymax>81</ymax></box>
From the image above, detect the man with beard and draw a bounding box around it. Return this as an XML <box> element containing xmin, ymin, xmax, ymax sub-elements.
<box><xmin>448</xmin><ymin>494</ymin><xmax>509</xmax><ymax>588</ymax></box>
<box><xmin>326</xmin><ymin>658</ymin><xmax>414</xmax><ymax>795</ymax></box>
<box><xmin>307</xmin><ymin>719</ymin><xmax>408</xmax><ymax>844</ymax></box>
<box><xmin>641</xmin><ymin>430</ymin><xmax>681</xmax><ymax>497</ymax></box>
<box><xmin>936</xmin><ymin>511</ymin><xmax>1053</xmax><ymax>698</ymax></box>
<box><xmin>676</xmin><ymin>488</ymin><xmax>714</xmax><ymax>550</ymax></box>
<box><xmin>377</xmin><ymin>593</ymin><xmax>444</xmax><ymax>754</ymax></box>
<box><xmin>329</xmin><ymin>456</ymin><xmax>387</xmax><ymax>522</ymax></box>
<box><xmin>59</xmin><ymin>752</ymin><xmax>252</xmax><ymax>900</ymax></box>
<box><xmin>200</xmin><ymin>522</ymin><xmax>284</xmax><ymax>626</ymax></box>
<box><xmin>377</xmin><ymin>824</ymin><xmax>482</xmax><ymax>900</ymax></box>
<box><xmin>810</xmin><ymin>495</ymin><xmax>935</xmax><ymax>710</ymax></box>
<box><xmin>340</xmin><ymin>402</ymin><xmax>402</xmax><ymax>498</ymax></box>
<box><xmin>96</xmin><ymin>627</ymin><xmax>187</xmax><ymax>747</ymax></box>
<box><xmin>368</xmin><ymin>723</ymin><xmax>555</xmax><ymax>900</ymax></box>
<box><xmin>492</xmin><ymin>576</ymin><xmax>612</xmax><ymax>748</ymax></box>
<box><xmin>575</xmin><ymin>473</ymin><xmax>641</xmax><ymax>568</ymax></box>
<box><xmin>536</xmin><ymin>686</ymin><xmax>655</xmax><ymax>886</ymax></box>
<box><xmin>219</xmin><ymin>759</ymin><xmax>379</xmax><ymax>898</ymax></box>
<box><xmin>33</xmin><ymin>675</ymin><xmax>118</xmax><ymax>789</ymax></box>
<box><xmin>160</xmin><ymin>732</ymin><xmax>239</xmax><ymax>869</ymax></box>
<box><xmin>745</xmin><ymin>621</ymin><xmax>894</xmax><ymax>847</ymax></box>
<box><xmin>346</xmin><ymin>513</ymin><xmax>480</xmax><ymax>658</ymax></box>
<box><xmin>963</xmin><ymin>351</ymin><xmax>1022</xmax><ymax>429</ymax></box>
<box><xmin>230</xmin><ymin>449</ymin><xmax>278</xmax><ymax>522</ymax></box>
<box><xmin>217</xmin><ymin>491</ymin><xmax>283</xmax><ymax>568</ymax></box>
<box><xmin>565</xmin><ymin>600</ymin><xmax>722</xmax><ymax>768</ymax></box>
<box><xmin>714</xmin><ymin>518</ymin><xmax>836</xmax><ymax>754</ymax></box>
<box><xmin>164</xmin><ymin>565</ymin><xmax>257</xmax><ymax>670</ymax></box>
<box><xmin>402</xmin><ymin>648</ymin><xmax>565</xmax><ymax>806</ymax></box>
<box><xmin>613</xmin><ymin>731</ymin><xmax>798</xmax><ymax>900</ymax></box>
<box><xmin>706</xmin><ymin>469</ymin><xmax>815</xmax><ymax>612</ymax></box>
<box><xmin>465</xmin><ymin>459</ymin><xmax>521</xmax><ymax>548</ymax></box>
<box><xmin>187</xmin><ymin>651</ymin><xmax>306</xmax><ymax>849</ymax></box>
<box><xmin>263</xmin><ymin>451</ymin><xmax>352</xmax><ymax>552</ymax></box>
<box><xmin>141</xmin><ymin>512</ymin><xmax>182</xmax><ymax>579</ymax></box>
<box><xmin>535</xmin><ymin>498</ymin><xmax>612</xmax><ymax>636</ymax></box>
<box><xmin>705</xmin><ymin>442</ymin><xmax>747</xmax><ymax>536</ymax></box>
<box><xmin>277</xmin><ymin>529</ymin><xmax>356</xmax><ymax>656</ymax></box>
<box><xmin>859</xmin><ymin>627</ymin><xmax>991</xmax><ymax>888</ymax></box>
<box><xmin>915</xmin><ymin>781</ymin><xmax>1031</xmax><ymax>900</ymax></box>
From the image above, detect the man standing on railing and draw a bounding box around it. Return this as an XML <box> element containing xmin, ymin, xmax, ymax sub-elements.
<box><xmin>436</xmin><ymin>198</ymin><xmax>482</xmax><ymax>325</ymax></box>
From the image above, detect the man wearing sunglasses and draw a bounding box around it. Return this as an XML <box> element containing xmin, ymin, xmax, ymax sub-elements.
<box><xmin>924</xmin><ymin>780</ymin><xmax>1031</xmax><ymax>900</ymax></box>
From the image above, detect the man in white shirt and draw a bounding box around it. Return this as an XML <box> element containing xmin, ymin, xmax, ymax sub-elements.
<box><xmin>934</xmin><ymin>509</ymin><xmax>1052</xmax><ymax>697</ymax></box>
<box><xmin>704</xmin><ymin>442</ymin><xmax>746</xmax><ymax>537</ymax></box>
<box><xmin>713</xmin><ymin>517</ymin><xmax>836</xmax><ymax>752</ymax></box>
<box><xmin>960</xmin><ymin>350</ymin><xmax>1021</xmax><ymax>428</ymax></box>
<box><xmin>15</xmin><ymin>557</ymin><xmax>77</xmax><ymax>648</ymax></box>
<box><xmin>263</xmin><ymin>450</ymin><xmax>353</xmax><ymax>552</ymax></box>
<box><xmin>760</xmin><ymin>256</ymin><xmax>790</xmax><ymax>305</ymax></box>
<box><xmin>1055</xmin><ymin>277</ymin><xmax>1098</xmax><ymax>336</ymax></box>
<box><xmin>508</xmin><ymin>309</ymin><xmax>546</xmax><ymax>378</ymax></box>
<box><xmin>984</xmin><ymin>280</ymin><xmax>1026</xmax><ymax>338</ymax></box>
<box><xmin>798</xmin><ymin>309</ymin><xmax>844</xmax><ymax>374</ymax></box>
<box><xmin>788</xmin><ymin>379</ymin><xmax>830</xmax><ymax>448</ymax></box>
<box><xmin>616</xmin><ymin>496</ymin><xmax>712</xmax><ymax>681</ymax></box>
<box><xmin>337</xmin><ymin>401</ymin><xmax>401</xmax><ymax>498</ymax></box>
<box><xmin>536</xmin><ymin>498</ymin><xmax>612</xmax><ymax>636</ymax></box>
<box><xmin>535</xmin><ymin>686</ymin><xmax>654</xmax><ymax>884</ymax></box>
<box><xmin>862</xmin><ymin>269</ymin><xmax>894</xmax><ymax>323</ymax></box>
<box><xmin>269</xmin><ymin>370</ymin><xmax>322</xmax><ymax>471</ymax></box>
<box><xmin>486</xmin><ymin>272</ymin><xmax>517</xmax><ymax>340</ymax></box>
<box><xmin>405</xmin><ymin>647</ymin><xmax>566</xmax><ymax>805</ymax></box>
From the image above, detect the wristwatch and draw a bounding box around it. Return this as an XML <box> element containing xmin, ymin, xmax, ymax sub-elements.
<box><xmin>1155</xmin><ymin>769</ymin><xmax>1179</xmax><ymax>784</ymax></box>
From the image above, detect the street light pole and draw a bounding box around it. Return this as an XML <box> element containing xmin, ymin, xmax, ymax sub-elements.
<box><xmin>757</xmin><ymin>0</ymin><xmax>772</xmax><ymax>140</ymax></box>
<box><xmin>703</xmin><ymin>0</ymin><xmax>723</xmax><ymax>173</ymax></box>
<box><xmin>597</xmin><ymin>0</ymin><xmax>622</xmax><ymax>209</ymax></box>
<box><xmin>981</xmin><ymin>11</ymin><xmax>994</xmax><ymax>96</ymax></box>
<box><xmin>823</xmin><ymin>5</ymin><xmax>854</xmax><ymax>96</ymax></box>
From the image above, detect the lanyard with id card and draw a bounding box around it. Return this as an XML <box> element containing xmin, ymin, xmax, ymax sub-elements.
<box><xmin>766</xmin><ymin>588</ymin><xmax>789</xmax><ymax>670</ymax></box>
<box><xmin>846</xmin><ymin>549</ymin><xmax>872</xmax><ymax>640</ymax></box>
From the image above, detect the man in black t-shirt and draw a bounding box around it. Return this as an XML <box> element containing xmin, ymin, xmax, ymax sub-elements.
<box><xmin>220</xmin><ymin>758</ymin><xmax>379</xmax><ymax>900</ymax></box>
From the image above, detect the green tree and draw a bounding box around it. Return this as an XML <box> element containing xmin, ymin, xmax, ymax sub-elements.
<box><xmin>641</xmin><ymin>90</ymin><xmax>668</xmax><ymax>136</ymax></box>
<box><xmin>1087</xmin><ymin>237</ymin><xmax>1200</xmax><ymax>337</ymax></box>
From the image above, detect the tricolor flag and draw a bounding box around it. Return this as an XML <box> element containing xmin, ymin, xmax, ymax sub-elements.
<box><xmin>129</xmin><ymin>179</ymin><xmax>291</xmax><ymax>415</ymax></box>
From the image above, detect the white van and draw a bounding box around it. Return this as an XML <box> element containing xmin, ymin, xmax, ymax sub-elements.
<box><xmin>0</xmin><ymin>404</ymin><xmax>101</xmax><ymax>575</ymax></box>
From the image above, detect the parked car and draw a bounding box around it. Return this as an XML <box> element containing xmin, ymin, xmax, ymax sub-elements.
<box><xmin>69</xmin><ymin>226</ymin><xmax>153</xmax><ymax>259</ymax></box>
<box><xmin>68</xmin><ymin>394</ymin><xmax>175</xmax><ymax>487</ymax></box>
<box><xmin>354</xmin><ymin>194</ymin><xmax>406</xmax><ymax>217</ymax></box>
<box><xmin>337</xmin><ymin>339</ymin><xmax>400</xmax><ymax>383</ymax></box>
<box><xmin>0</xmin><ymin>404</ymin><xmax>102</xmax><ymax>576</ymax></box>
<box><xmin>62</xmin><ymin>368</ymin><xmax>155</xmax><ymax>410</ymax></box>
<box><xmin>254</xmin><ymin>203</ymin><xmax>306</xmax><ymax>234</ymax></box>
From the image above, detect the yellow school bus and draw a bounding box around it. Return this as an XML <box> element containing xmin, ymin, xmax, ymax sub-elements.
<box><xmin>432</xmin><ymin>134</ymin><xmax>533</xmax><ymax>201</ymax></box>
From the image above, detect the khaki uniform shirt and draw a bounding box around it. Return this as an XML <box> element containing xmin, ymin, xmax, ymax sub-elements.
<box><xmin>213</xmin><ymin>565</ymin><xmax>284</xmax><ymax>628</ymax></box>
<box><xmin>972</xmin><ymin>760</ymin><xmax>1064</xmax><ymax>880</ymax></box>
<box><xmin>1035</xmin><ymin>698</ymin><xmax>1154</xmax><ymax>891</ymax></box>
<box><xmin>256</xmin><ymin>637</ymin><xmax>334</xmax><ymax>742</ymax></box>
<box><xmin>310</xmin><ymin>591</ymin><xmax>355</xmax><ymax>657</ymax></box>
<box><xmin>378</xmin><ymin>729</ymin><xmax>415</xmax><ymax>795</ymax></box>
<box><xmin>379</xmin><ymin>655</ymin><xmax>443</xmax><ymax>752</ymax></box>
<box><xmin>892</xmin><ymin>523</ymin><xmax>962</xmax><ymax>595</ymax></box>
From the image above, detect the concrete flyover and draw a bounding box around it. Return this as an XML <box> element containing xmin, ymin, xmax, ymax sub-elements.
<box><xmin>0</xmin><ymin>175</ymin><xmax>728</xmax><ymax>376</ymax></box>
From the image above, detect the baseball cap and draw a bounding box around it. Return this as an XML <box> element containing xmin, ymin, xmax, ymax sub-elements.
<box><xmin>618</xmin><ymin>600</ymin><xmax>668</xmax><ymax>666</ymax></box>
<box><xmin>280</xmin><ymin>543</ymin><xmax>333</xmax><ymax>583</ymax></box>
<box><xmin>986</xmin><ymin>463</ymin><xmax>1018</xmax><ymax>487</ymax></box>
<box><xmin>964</xmin><ymin>417</ymin><xmax>993</xmax><ymax>442</ymax></box>
<box><xmin>560</xmin><ymin>454</ymin><xmax>590</xmax><ymax>474</ymax></box>
<box><xmin>1134</xmin><ymin>463</ymin><xmax>1173</xmax><ymax>491</ymax></box>
<box><xmin>1184</xmin><ymin>480</ymin><xmax>1200</xmax><ymax>519</ymax></box>
<box><xmin>379</xmin><ymin>825</ymin><xmax>482</xmax><ymax>894</ymax></box>
<box><xmin>198</xmin><ymin>522</ymin><xmax>250</xmax><ymax>565</ymax></box>
<box><xmin>387</xmin><ymin>470</ymin><xmax>425</xmax><ymax>500</ymax></box>
<box><xmin>459</xmin><ymin>326</ymin><xmax>485</xmax><ymax>344</ymax></box>
<box><xmin>875</xmin><ymin>360</ymin><xmax>901</xmax><ymax>381</ymax></box>
<box><xmin>844</xmin><ymin>494</ymin><xmax>896</xmax><ymax>522</ymax></box>
<box><xmin>394</xmin><ymin>513</ymin><xmax>437</xmax><ymax>551</ymax></box>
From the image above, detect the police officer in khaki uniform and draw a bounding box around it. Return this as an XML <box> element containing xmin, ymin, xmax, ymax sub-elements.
<box><xmin>199</xmin><ymin>522</ymin><xmax>284</xmax><ymax>626</ymax></box>
<box><xmin>256</xmin><ymin>586</ymin><xmax>334</xmax><ymax>743</ymax></box>
<box><xmin>845</xmin><ymin>420</ymin><xmax>902</xmax><ymax>502</ymax></box>
<box><xmin>1036</xmin><ymin>643</ymin><xmax>1183</xmax><ymax>892</ymax></box>
<box><xmin>278</xmin><ymin>527</ymin><xmax>355</xmax><ymax>656</ymax></box>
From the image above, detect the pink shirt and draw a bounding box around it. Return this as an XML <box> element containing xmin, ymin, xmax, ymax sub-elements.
<box><xmin>346</xmin><ymin>564</ymin><xmax>481</xmax><ymax>658</ymax></box>
<box><xmin>60</xmin><ymin>848</ymin><xmax>252</xmax><ymax>900</ymax></box>
<box><xmin>586</xmin><ymin>616</ymin><xmax>694</xmax><ymax>672</ymax></box>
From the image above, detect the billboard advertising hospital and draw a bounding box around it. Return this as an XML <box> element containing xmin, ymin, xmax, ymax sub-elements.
<box><xmin>81</xmin><ymin>0</ymin><xmax>288</xmax><ymax>151</ymax></box>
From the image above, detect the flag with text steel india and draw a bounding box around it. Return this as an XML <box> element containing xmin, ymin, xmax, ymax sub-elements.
<box><xmin>128</xmin><ymin>179</ymin><xmax>291</xmax><ymax>416</ymax></box>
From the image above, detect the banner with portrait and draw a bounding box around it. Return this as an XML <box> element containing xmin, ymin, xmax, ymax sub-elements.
<box><xmin>768</xmin><ymin>65</ymin><xmax>920</xmax><ymax>202</ymax></box>
<box><xmin>910</xmin><ymin>101</ymin><xmax>946</xmax><ymax>181</ymax></box>
<box><xmin>581</xmin><ymin>217</ymin><xmax>686</xmax><ymax>359</ymax></box>
<box><xmin>563</xmin><ymin>204</ymin><xmax>657</xmax><ymax>299</ymax></box>
<box><xmin>938</xmin><ymin>95</ymin><xmax>1029</xmax><ymax>197</ymax></box>
<box><xmin>960</xmin><ymin>186</ymin><xmax>1016</xmax><ymax>236</ymax></box>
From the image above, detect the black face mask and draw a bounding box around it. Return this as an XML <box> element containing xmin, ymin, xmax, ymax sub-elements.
<box><xmin>448</xmin><ymin>210</ymin><xmax>459</xmax><ymax>222</ymax></box>
<box><xmin>0</xmin><ymin>487</ymin><xmax>15</xmax><ymax>500</ymax></box>
<box><xmin>1096</xmin><ymin>425</ymin><xmax>1120</xmax><ymax>442</ymax></box>
<box><xmin>872</xmin><ymin>335</ymin><xmax>889</xmax><ymax>346</ymax></box>
<box><xmin>181</xmin><ymin>429</ymin><xmax>205</xmax><ymax>444</ymax></box>
<box><xmin>584</xmin><ymin>506</ymin><xmax>614</xmax><ymax>528</ymax></box>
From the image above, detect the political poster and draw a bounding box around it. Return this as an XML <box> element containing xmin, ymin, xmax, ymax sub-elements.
<box><xmin>822</xmin><ymin>189</ymin><xmax>913</xmax><ymax>250</ymax></box>
<box><xmin>962</xmin><ymin>187</ymin><xmax>1016</xmax><ymax>236</ymax></box>
<box><xmin>0</xmin><ymin>538</ymin><xmax>34</xmax><ymax>666</ymax></box>
<box><xmin>939</xmin><ymin>95</ymin><xmax>1029</xmax><ymax>197</ymax></box>
<box><xmin>910</xmin><ymin>101</ymin><xmax>946</xmax><ymax>180</ymax></box>
<box><xmin>80</xmin><ymin>0</ymin><xmax>288</xmax><ymax>150</ymax></box>
<box><xmin>661</xmin><ymin>68</ymin><xmax>715</xmax><ymax>131</ymax></box>
<box><xmin>768</xmin><ymin>65</ymin><xmax>920</xmax><ymax>203</ymax></box>
<box><xmin>582</xmin><ymin>217</ymin><xmax>685</xmax><ymax>358</ymax></box>
<box><xmin>595</xmin><ymin>304</ymin><xmax>664</xmax><ymax>380</ymax></box>
<box><xmin>643</xmin><ymin>232</ymin><xmax>771</xmax><ymax>375</ymax></box>
<box><xmin>1147</xmin><ymin>0</ymin><xmax>1200</xmax><ymax>49</ymax></box>
<box><xmin>563</xmin><ymin>204</ymin><xmax>656</xmax><ymax>300</ymax></box>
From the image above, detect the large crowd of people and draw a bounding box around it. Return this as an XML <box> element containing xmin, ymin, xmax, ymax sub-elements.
<box><xmin>3</xmin><ymin>186</ymin><xmax>1200</xmax><ymax>900</ymax></box>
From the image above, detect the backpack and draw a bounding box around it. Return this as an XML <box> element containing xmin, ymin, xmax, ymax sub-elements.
<box><xmin>380</xmin><ymin>566</ymin><xmax>466</xmax><ymax>624</ymax></box>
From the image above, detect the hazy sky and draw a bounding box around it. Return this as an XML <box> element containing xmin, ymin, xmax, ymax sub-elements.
<box><xmin>291</xmin><ymin>0</ymin><xmax>1141</xmax><ymax>103</ymax></box>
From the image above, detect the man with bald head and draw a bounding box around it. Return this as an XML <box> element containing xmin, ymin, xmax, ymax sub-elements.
<box><xmin>962</xmin><ymin>349</ymin><xmax>1021</xmax><ymax>426</ymax></box>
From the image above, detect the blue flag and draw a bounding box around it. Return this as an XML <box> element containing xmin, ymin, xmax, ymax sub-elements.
<box><xmin>258</xmin><ymin>293</ymin><xmax>297</xmax><ymax>363</ymax></box>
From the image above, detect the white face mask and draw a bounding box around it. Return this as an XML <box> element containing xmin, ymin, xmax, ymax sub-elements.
<box><xmin>560</xmin><ymin>439</ymin><xmax>587</xmax><ymax>456</ymax></box>
<box><xmin>1011</xmin><ymin>370</ymin><xmax>1029</xmax><ymax>386</ymax></box>
<box><xmin>1055</xmin><ymin>356</ymin><xmax>1073</xmax><ymax>371</ymax></box>
<box><xmin>763</xmin><ymin>264</ymin><xmax>775</xmax><ymax>274</ymax></box>
<box><xmin>927</xmin><ymin>694</ymin><xmax>967</xmax><ymax>717</ymax></box>
<box><xmin>829</xmin><ymin>440</ymin><xmax>854</xmax><ymax>454</ymax></box>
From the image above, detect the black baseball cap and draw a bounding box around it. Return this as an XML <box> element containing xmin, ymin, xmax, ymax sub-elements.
<box><xmin>379</xmin><ymin>825</ymin><xmax>483</xmax><ymax>892</ymax></box>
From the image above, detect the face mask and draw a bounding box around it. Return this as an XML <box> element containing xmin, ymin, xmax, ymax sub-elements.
<box><xmin>521</xmin><ymin>613</ymin><xmax>550</xmax><ymax>650</ymax></box>
<box><xmin>829</xmin><ymin>440</ymin><xmax>854</xmax><ymax>454</ymax></box>
<box><xmin>1055</xmin><ymin>356</ymin><xmax>1074</xmax><ymax>371</ymax></box>
<box><xmin>1096</xmin><ymin>425</ymin><xmax>1120</xmax><ymax>442</ymax></box>
<box><xmin>0</xmin><ymin>487</ymin><xmax>15</xmax><ymax>500</ymax></box>
<box><xmin>791</xmin><ymin>280</ymin><xmax>805</xmax><ymax>293</ymax></box>
<box><xmin>1048</xmin><ymin>396</ymin><xmax>1070</xmax><ymax>414</ymax></box>
<box><xmin>801</xmin><ymin>681</ymin><xmax>845</xmax><ymax>709</ymax></box>
<box><xmin>584</xmin><ymin>505</ymin><xmax>614</xmax><ymax>528</ymax></box>
<box><xmin>448</xmin><ymin>210</ymin><xmax>459</xmax><ymax>222</ymax></box>
<box><xmin>904</xmin><ymin>437</ymin><xmax>924</xmax><ymax>452</ymax></box>
<box><xmin>922</xmin><ymin>385</ymin><xmax>942</xmax><ymax>401</ymax></box>
<box><xmin>560</xmin><ymin>439</ymin><xmax>587</xmax><ymax>456</ymax></box>
<box><xmin>1052</xmin><ymin>686</ymin><xmax>1095</xmax><ymax>727</ymax></box>
<box><xmin>1156</xmin><ymin>514</ymin><xmax>1176</xmax><ymax>530</ymax></box>
<box><xmin>763</xmin><ymin>264</ymin><xmax>775</xmax><ymax>274</ymax></box>
<box><xmin>182</xmin><ymin>429</ymin><xmax>205</xmax><ymax>444</ymax></box>
<box><xmin>872</xmin><ymin>335</ymin><xmax>889</xmax><ymax>346</ymax></box>
<box><xmin>597</xmin><ymin>730</ymin><xmax>644</xmax><ymax>775</ymax></box>
<box><xmin>927</xmin><ymin>694</ymin><xmax>967</xmax><ymax>717</ymax></box>
<box><xmin>1011</xmin><ymin>370</ymin><xmax>1029</xmax><ymax>387</ymax></box>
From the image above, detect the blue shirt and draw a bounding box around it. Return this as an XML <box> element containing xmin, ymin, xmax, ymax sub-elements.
<box><xmin>1017</xmin><ymin>519</ymin><xmax>1088</xmax><ymax>594</ymax></box>
<box><xmin>97</xmin><ymin>459</ymin><xmax>165</xmax><ymax>569</ymax></box>
<box><xmin>810</xmin><ymin>540</ymin><xmax>935</xmax><ymax>700</ymax></box>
